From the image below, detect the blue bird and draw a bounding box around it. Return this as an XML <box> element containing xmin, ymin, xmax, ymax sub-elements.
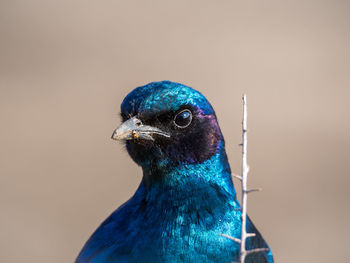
<box><xmin>76</xmin><ymin>81</ymin><xmax>273</xmax><ymax>263</ymax></box>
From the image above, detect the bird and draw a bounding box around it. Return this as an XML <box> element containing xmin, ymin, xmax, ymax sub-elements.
<box><xmin>75</xmin><ymin>81</ymin><xmax>274</xmax><ymax>263</ymax></box>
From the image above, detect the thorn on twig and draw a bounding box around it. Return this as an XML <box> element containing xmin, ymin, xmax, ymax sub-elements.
<box><xmin>220</xmin><ymin>233</ymin><xmax>241</xmax><ymax>244</ymax></box>
<box><xmin>246</xmin><ymin>233</ymin><xmax>256</xmax><ymax>238</ymax></box>
<box><xmin>245</xmin><ymin>188</ymin><xmax>262</xmax><ymax>194</ymax></box>
<box><xmin>233</xmin><ymin>174</ymin><xmax>242</xmax><ymax>180</ymax></box>
<box><xmin>245</xmin><ymin>248</ymin><xmax>269</xmax><ymax>255</ymax></box>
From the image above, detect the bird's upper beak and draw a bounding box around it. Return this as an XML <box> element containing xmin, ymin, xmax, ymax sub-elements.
<box><xmin>111</xmin><ymin>116</ymin><xmax>170</xmax><ymax>141</ymax></box>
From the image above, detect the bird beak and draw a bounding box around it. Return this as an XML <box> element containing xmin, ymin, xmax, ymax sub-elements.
<box><xmin>111</xmin><ymin>116</ymin><xmax>170</xmax><ymax>141</ymax></box>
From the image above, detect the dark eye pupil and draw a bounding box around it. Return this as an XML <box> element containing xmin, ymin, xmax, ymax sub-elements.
<box><xmin>174</xmin><ymin>110</ymin><xmax>192</xmax><ymax>128</ymax></box>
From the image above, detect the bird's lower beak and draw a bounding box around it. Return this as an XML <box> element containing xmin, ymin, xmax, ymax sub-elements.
<box><xmin>111</xmin><ymin>116</ymin><xmax>170</xmax><ymax>141</ymax></box>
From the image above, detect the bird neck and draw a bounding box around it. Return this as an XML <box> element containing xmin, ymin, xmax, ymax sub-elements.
<box><xmin>137</xmin><ymin>145</ymin><xmax>237</xmax><ymax>209</ymax></box>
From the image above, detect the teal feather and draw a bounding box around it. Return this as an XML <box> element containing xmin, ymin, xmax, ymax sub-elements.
<box><xmin>76</xmin><ymin>81</ymin><xmax>273</xmax><ymax>263</ymax></box>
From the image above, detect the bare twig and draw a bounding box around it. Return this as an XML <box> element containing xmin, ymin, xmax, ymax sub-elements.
<box><xmin>240</xmin><ymin>94</ymin><xmax>249</xmax><ymax>263</ymax></box>
<box><xmin>222</xmin><ymin>95</ymin><xmax>268</xmax><ymax>262</ymax></box>
<box><xmin>239</xmin><ymin>95</ymin><xmax>269</xmax><ymax>262</ymax></box>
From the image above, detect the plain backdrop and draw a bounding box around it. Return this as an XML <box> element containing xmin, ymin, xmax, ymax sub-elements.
<box><xmin>1</xmin><ymin>1</ymin><xmax>349</xmax><ymax>262</ymax></box>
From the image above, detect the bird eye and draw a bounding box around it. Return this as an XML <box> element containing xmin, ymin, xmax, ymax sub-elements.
<box><xmin>174</xmin><ymin>109</ymin><xmax>192</xmax><ymax>128</ymax></box>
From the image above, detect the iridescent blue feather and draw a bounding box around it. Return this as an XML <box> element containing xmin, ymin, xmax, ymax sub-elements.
<box><xmin>76</xmin><ymin>81</ymin><xmax>273</xmax><ymax>263</ymax></box>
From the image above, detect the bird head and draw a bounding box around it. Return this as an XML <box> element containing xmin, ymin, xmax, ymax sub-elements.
<box><xmin>112</xmin><ymin>81</ymin><xmax>224</xmax><ymax>169</ymax></box>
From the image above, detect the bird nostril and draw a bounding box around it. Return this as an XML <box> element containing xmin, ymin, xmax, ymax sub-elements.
<box><xmin>135</xmin><ymin>120</ymin><xmax>142</xmax><ymax>127</ymax></box>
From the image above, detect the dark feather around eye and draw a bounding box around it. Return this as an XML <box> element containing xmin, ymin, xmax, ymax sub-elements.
<box><xmin>120</xmin><ymin>112</ymin><xmax>128</xmax><ymax>121</ymax></box>
<box><xmin>156</xmin><ymin>112</ymin><xmax>173</xmax><ymax>123</ymax></box>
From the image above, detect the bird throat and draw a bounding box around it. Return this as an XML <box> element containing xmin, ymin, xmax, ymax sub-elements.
<box><xmin>138</xmin><ymin>145</ymin><xmax>236</xmax><ymax>213</ymax></box>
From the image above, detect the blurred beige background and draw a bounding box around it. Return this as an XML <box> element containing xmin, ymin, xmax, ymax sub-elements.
<box><xmin>1</xmin><ymin>0</ymin><xmax>349</xmax><ymax>262</ymax></box>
